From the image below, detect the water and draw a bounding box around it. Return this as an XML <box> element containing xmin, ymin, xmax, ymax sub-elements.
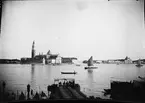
<box><xmin>0</xmin><ymin>63</ymin><xmax>145</xmax><ymax>99</ymax></box>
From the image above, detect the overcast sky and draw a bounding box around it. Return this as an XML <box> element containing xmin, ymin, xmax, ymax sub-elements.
<box><xmin>0</xmin><ymin>0</ymin><xmax>144</xmax><ymax>60</ymax></box>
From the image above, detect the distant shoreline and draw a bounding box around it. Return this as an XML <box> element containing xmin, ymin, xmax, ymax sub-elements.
<box><xmin>0</xmin><ymin>58</ymin><xmax>144</xmax><ymax>64</ymax></box>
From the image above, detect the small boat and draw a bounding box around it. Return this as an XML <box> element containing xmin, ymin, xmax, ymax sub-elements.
<box><xmin>138</xmin><ymin>76</ymin><xmax>145</xmax><ymax>81</ymax></box>
<box><xmin>85</xmin><ymin>66</ymin><xmax>98</xmax><ymax>69</ymax></box>
<box><xmin>116</xmin><ymin>63</ymin><xmax>120</xmax><ymax>65</ymax></box>
<box><xmin>61</xmin><ymin>71</ymin><xmax>77</xmax><ymax>74</ymax></box>
<box><xmin>103</xmin><ymin>89</ymin><xmax>111</xmax><ymax>96</ymax></box>
<box><xmin>136</xmin><ymin>59</ymin><xmax>143</xmax><ymax>67</ymax></box>
<box><xmin>76</xmin><ymin>64</ymin><xmax>81</xmax><ymax>66</ymax></box>
<box><xmin>84</xmin><ymin>56</ymin><xmax>98</xmax><ymax>70</ymax></box>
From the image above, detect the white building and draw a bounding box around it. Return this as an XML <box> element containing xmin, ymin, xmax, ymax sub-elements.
<box><xmin>55</xmin><ymin>55</ymin><xmax>61</xmax><ymax>64</ymax></box>
<box><xmin>46</xmin><ymin>54</ymin><xmax>61</xmax><ymax>64</ymax></box>
<box><xmin>124</xmin><ymin>56</ymin><xmax>132</xmax><ymax>64</ymax></box>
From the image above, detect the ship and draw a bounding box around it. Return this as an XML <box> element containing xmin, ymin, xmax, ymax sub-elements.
<box><xmin>61</xmin><ymin>71</ymin><xmax>77</xmax><ymax>74</ymax></box>
<box><xmin>103</xmin><ymin>77</ymin><xmax>145</xmax><ymax>102</ymax></box>
<box><xmin>136</xmin><ymin>59</ymin><xmax>143</xmax><ymax>67</ymax></box>
<box><xmin>84</xmin><ymin>56</ymin><xmax>98</xmax><ymax>69</ymax></box>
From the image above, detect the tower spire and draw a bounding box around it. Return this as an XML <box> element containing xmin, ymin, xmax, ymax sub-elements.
<box><xmin>31</xmin><ymin>40</ymin><xmax>35</xmax><ymax>59</ymax></box>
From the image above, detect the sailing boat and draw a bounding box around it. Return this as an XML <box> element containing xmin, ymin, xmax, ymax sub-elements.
<box><xmin>136</xmin><ymin>59</ymin><xmax>143</xmax><ymax>67</ymax></box>
<box><xmin>84</xmin><ymin>56</ymin><xmax>98</xmax><ymax>69</ymax></box>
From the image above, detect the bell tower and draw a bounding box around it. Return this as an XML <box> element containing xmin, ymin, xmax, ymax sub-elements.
<box><xmin>31</xmin><ymin>41</ymin><xmax>35</xmax><ymax>59</ymax></box>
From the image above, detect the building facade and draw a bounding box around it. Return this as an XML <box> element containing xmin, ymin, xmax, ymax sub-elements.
<box><xmin>46</xmin><ymin>54</ymin><xmax>61</xmax><ymax>64</ymax></box>
<box><xmin>124</xmin><ymin>56</ymin><xmax>132</xmax><ymax>64</ymax></box>
<box><xmin>61</xmin><ymin>57</ymin><xmax>77</xmax><ymax>64</ymax></box>
<box><xmin>20</xmin><ymin>41</ymin><xmax>61</xmax><ymax>64</ymax></box>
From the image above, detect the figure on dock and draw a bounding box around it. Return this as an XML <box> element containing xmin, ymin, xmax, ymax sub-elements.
<box><xmin>1</xmin><ymin>81</ymin><xmax>6</xmax><ymax>101</ymax></box>
<box><xmin>19</xmin><ymin>92</ymin><xmax>25</xmax><ymax>100</ymax></box>
<box><xmin>31</xmin><ymin>89</ymin><xmax>33</xmax><ymax>98</ymax></box>
<box><xmin>27</xmin><ymin>84</ymin><xmax>30</xmax><ymax>100</ymax></box>
<box><xmin>2</xmin><ymin>81</ymin><xmax>6</xmax><ymax>94</ymax></box>
<box><xmin>11</xmin><ymin>92</ymin><xmax>16</xmax><ymax>100</ymax></box>
<box><xmin>33</xmin><ymin>92</ymin><xmax>39</xmax><ymax>100</ymax></box>
<box><xmin>59</xmin><ymin>82</ymin><xmax>62</xmax><ymax>87</ymax></box>
<box><xmin>63</xmin><ymin>81</ymin><xmax>66</xmax><ymax>86</ymax></box>
<box><xmin>40</xmin><ymin>91</ymin><xmax>47</xmax><ymax>99</ymax></box>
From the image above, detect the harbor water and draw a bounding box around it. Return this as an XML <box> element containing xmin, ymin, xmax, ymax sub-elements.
<box><xmin>0</xmin><ymin>63</ymin><xmax>145</xmax><ymax>99</ymax></box>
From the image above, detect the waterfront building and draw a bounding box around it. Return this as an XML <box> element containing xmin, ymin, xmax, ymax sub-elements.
<box><xmin>107</xmin><ymin>60</ymin><xmax>116</xmax><ymax>64</ymax></box>
<box><xmin>46</xmin><ymin>54</ymin><xmax>61</xmax><ymax>64</ymax></box>
<box><xmin>124</xmin><ymin>56</ymin><xmax>132</xmax><ymax>64</ymax></box>
<box><xmin>20</xmin><ymin>57</ymin><xmax>32</xmax><ymax>64</ymax></box>
<box><xmin>20</xmin><ymin>41</ymin><xmax>62</xmax><ymax>64</ymax></box>
<box><xmin>0</xmin><ymin>59</ymin><xmax>20</xmax><ymax>64</ymax></box>
<box><xmin>95</xmin><ymin>60</ymin><xmax>102</xmax><ymax>64</ymax></box>
<box><xmin>61</xmin><ymin>57</ymin><xmax>77</xmax><ymax>64</ymax></box>
<box><xmin>133</xmin><ymin>59</ymin><xmax>145</xmax><ymax>64</ymax></box>
<box><xmin>33</xmin><ymin>54</ymin><xmax>46</xmax><ymax>64</ymax></box>
<box><xmin>45</xmin><ymin>50</ymin><xmax>61</xmax><ymax>64</ymax></box>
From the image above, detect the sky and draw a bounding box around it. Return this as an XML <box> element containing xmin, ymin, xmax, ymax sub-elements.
<box><xmin>0</xmin><ymin>0</ymin><xmax>145</xmax><ymax>60</ymax></box>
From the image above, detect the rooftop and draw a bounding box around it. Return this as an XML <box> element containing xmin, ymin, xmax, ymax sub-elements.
<box><xmin>49</xmin><ymin>55</ymin><xmax>58</xmax><ymax>59</ymax></box>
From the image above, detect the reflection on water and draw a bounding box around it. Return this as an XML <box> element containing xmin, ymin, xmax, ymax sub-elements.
<box><xmin>0</xmin><ymin>64</ymin><xmax>145</xmax><ymax>98</ymax></box>
<box><xmin>45</xmin><ymin>65</ymin><xmax>52</xmax><ymax>84</ymax></box>
<box><xmin>30</xmin><ymin>64</ymin><xmax>36</xmax><ymax>92</ymax></box>
<box><xmin>87</xmin><ymin>70</ymin><xmax>94</xmax><ymax>88</ymax></box>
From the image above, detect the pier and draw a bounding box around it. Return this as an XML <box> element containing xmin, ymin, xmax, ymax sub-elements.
<box><xmin>49</xmin><ymin>78</ymin><xmax>87</xmax><ymax>99</ymax></box>
<box><xmin>57</xmin><ymin>86</ymin><xmax>85</xmax><ymax>99</ymax></box>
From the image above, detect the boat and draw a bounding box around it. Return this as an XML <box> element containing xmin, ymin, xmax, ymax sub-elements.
<box><xmin>76</xmin><ymin>64</ymin><xmax>81</xmax><ymax>66</ymax></box>
<box><xmin>116</xmin><ymin>62</ymin><xmax>120</xmax><ymax>65</ymax></box>
<box><xmin>61</xmin><ymin>71</ymin><xmax>77</xmax><ymax>74</ymax></box>
<box><xmin>108</xmin><ymin>79</ymin><xmax>145</xmax><ymax>102</ymax></box>
<box><xmin>103</xmin><ymin>89</ymin><xmax>111</xmax><ymax>96</ymax></box>
<box><xmin>138</xmin><ymin>76</ymin><xmax>145</xmax><ymax>81</ymax></box>
<box><xmin>84</xmin><ymin>56</ymin><xmax>98</xmax><ymax>69</ymax></box>
<box><xmin>136</xmin><ymin>59</ymin><xmax>143</xmax><ymax>67</ymax></box>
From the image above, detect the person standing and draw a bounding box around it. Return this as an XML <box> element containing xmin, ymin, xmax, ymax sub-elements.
<box><xmin>27</xmin><ymin>84</ymin><xmax>30</xmax><ymax>100</ymax></box>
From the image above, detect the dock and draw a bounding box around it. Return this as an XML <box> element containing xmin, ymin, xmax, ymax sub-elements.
<box><xmin>49</xmin><ymin>78</ymin><xmax>87</xmax><ymax>99</ymax></box>
<box><xmin>67</xmin><ymin>87</ymin><xmax>84</xmax><ymax>99</ymax></box>
<box><xmin>58</xmin><ymin>86</ymin><xmax>72</xmax><ymax>99</ymax></box>
<box><xmin>50</xmin><ymin>85</ymin><xmax>87</xmax><ymax>99</ymax></box>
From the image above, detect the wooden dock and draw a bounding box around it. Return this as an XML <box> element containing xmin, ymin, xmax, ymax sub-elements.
<box><xmin>52</xmin><ymin>86</ymin><xmax>87</xmax><ymax>99</ymax></box>
<box><xmin>58</xmin><ymin>86</ymin><xmax>72</xmax><ymax>99</ymax></box>
<box><xmin>67</xmin><ymin>87</ymin><xmax>84</xmax><ymax>99</ymax></box>
<box><xmin>51</xmin><ymin>78</ymin><xmax>87</xmax><ymax>99</ymax></box>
